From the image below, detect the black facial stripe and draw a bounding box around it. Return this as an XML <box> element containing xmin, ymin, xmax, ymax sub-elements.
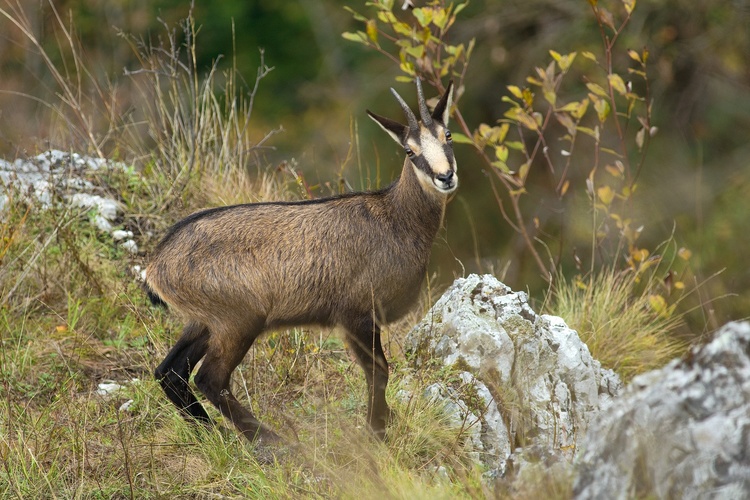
<box><xmin>443</xmin><ymin>143</ymin><xmax>455</xmax><ymax>164</ymax></box>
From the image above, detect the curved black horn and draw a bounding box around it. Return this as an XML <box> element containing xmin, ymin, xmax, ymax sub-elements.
<box><xmin>390</xmin><ymin>87</ymin><xmax>419</xmax><ymax>131</ymax></box>
<box><xmin>416</xmin><ymin>77</ymin><xmax>432</xmax><ymax>126</ymax></box>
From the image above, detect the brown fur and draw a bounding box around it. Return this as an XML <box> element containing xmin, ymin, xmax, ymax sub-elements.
<box><xmin>147</xmin><ymin>80</ymin><xmax>456</xmax><ymax>444</ymax></box>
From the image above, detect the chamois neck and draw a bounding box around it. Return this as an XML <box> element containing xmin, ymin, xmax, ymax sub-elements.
<box><xmin>387</xmin><ymin>157</ymin><xmax>447</xmax><ymax>236</ymax></box>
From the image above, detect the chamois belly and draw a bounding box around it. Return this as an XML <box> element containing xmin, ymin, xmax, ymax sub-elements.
<box><xmin>261</xmin><ymin>258</ymin><xmax>426</xmax><ymax>328</ymax></box>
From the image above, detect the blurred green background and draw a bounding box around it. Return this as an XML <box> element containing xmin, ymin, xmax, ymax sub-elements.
<box><xmin>1</xmin><ymin>0</ymin><xmax>748</xmax><ymax>328</ymax></box>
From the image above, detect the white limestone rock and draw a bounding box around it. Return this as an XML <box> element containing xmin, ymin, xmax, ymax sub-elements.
<box><xmin>574</xmin><ymin>321</ymin><xmax>750</xmax><ymax>499</ymax></box>
<box><xmin>405</xmin><ymin>274</ymin><xmax>621</xmax><ymax>477</ymax></box>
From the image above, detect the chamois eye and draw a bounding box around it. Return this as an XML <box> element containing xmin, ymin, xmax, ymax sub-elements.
<box><xmin>445</xmin><ymin>130</ymin><xmax>453</xmax><ymax>143</ymax></box>
<box><xmin>405</xmin><ymin>147</ymin><xmax>416</xmax><ymax>158</ymax></box>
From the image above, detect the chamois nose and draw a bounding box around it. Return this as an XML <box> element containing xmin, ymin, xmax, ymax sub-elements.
<box><xmin>436</xmin><ymin>171</ymin><xmax>454</xmax><ymax>184</ymax></box>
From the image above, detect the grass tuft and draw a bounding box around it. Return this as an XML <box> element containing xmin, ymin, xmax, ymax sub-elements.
<box><xmin>547</xmin><ymin>267</ymin><xmax>687</xmax><ymax>381</ymax></box>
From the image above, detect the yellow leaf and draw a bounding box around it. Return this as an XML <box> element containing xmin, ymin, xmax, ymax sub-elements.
<box><xmin>636</xmin><ymin>127</ymin><xmax>646</xmax><ymax>151</ymax></box>
<box><xmin>587</xmin><ymin>82</ymin><xmax>608</xmax><ymax>98</ymax></box>
<box><xmin>560</xmin><ymin>179</ymin><xmax>570</xmax><ymax>196</ymax></box>
<box><xmin>507</xmin><ymin>109</ymin><xmax>538</xmax><ymax>131</ymax></box>
<box><xmin>507</xmin><ymin>85</ymin><xmax>524</xmax><ymax>99</ymax></box>
<box><xmin>555</xmin><ymin>113</ymin><xmax>576</xmax><ymax>135</ymax></box>
<box><xmin>678</xmin><ymin>247</ymin><xmax>692</xmax><ymax>261</ymax></box>
<box><xmin>495</xmin><ymin>123</ymin><xmax>510</xmax><ymax>143</ymax></box>
<box><xmin>597</xmin><ymin>185</ymin><xmax>615</xmax><ymax>206</ymax></box>
<box><xmin>605</xmin><ymin>164</ymin><xmax>624</xmax><ymax>178</ymax></box>
<box><xmin>558</xmin><ymin>52</ymin><xmax>577</xmax><ymax>72</ymax></box>
<box><xmin>366</xmin><ymin>19</ymin><xmax>379</xmax><ymax>44</ymax></box>
<box><xmin>649</xmin><ymin>294</ymin><xmax>669</xmax><ymax>317</ymax></box>
<box><xmin>56</xmin><ymin>325</ymin><xmax>68</xmax><ymax>333</ymax></box>
<box><xmin>495</xmin><ymin>145</ymin><xmax>509</xmax><ymax>162</ymax></box>
<box><xmin>573</xmin><ymin>98</ymin><xmax>589</xmax><ymax>119</ymax></box>
<box><xmin>582</xmin><ymin>51</ymin><xmax>598</xmax><ymax>62</ymax></box>
<box><xmin>608</xmin><ymin>73</ymin><xmax>627</xmax><ymax>95</ymax></box>
<box><xmin>543</xmin><ymin>89</ymin><xmax>556</xmax><ymax>105</ymax></box>
<box><xmin>519</xmin><ymin>162</ymin><xmax>531</xmax><ymax>181</ymax></box>
<box><xmin>594</xmin><ymin>98</ymin><xmax>610</xmax><ymax>123</ymax></box>
<box><xmin>631</xmin><ymin>247</ymin><xmax>649</xmax><ymax>262</ymax></box>
<box><xmin>522</xmin><ymin>88</ymin><xmax>535</xmax><ymax>107</ymax></box>
<box><xmin>627</xmin><ymin>49</ymin><xmax>641</xmax><ymax>63</ymax></box>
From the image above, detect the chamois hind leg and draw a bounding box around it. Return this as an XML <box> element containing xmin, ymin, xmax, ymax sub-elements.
<box><xmin>155</xmin><ymin>321</ymin><xmax>211</xmax><ymax>424</ymax></box>
<box><xmin>344</xmin><ymin>315</ymin><xmax>390</xmax><ymax>440</ymax></box>
<box><xmin>193</xmin><ymin>322</ymin><xmax>281</xmax><ymax>445</ymax></box>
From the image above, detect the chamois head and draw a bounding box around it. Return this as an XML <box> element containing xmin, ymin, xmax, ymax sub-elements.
<box><xmin>367</xmin><ymin>79</ymin><xmax>457</xmax><ymax>194</ymax></box>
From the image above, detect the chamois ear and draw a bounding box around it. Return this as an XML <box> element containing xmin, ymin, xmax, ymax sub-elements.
<box><xmin>431</xmin><ymin>80</ymin><xmax>454</xmax><ymax>126</ymax></box>
<box><xmin>367</xmin><ymin>110</ymin><xmax>407</xmax><ymax>145</ymax></box>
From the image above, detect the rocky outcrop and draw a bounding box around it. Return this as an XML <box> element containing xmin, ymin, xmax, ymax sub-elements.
<box><xmin>404</xmin><ymin>274</ymin><xmax>621</xmax><ymax>477</ymax></box>
<box><xmin>0</xmin><ymin>150</ymin><xmax>139</xmax><ymax>253</ymax></box>
<box><xmin>574</xmin><ymin>321</ymin><xmax>750</xmax><ymax>499</ymax></box>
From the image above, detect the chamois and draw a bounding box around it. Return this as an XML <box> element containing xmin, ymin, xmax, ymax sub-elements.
<box><xmin>146</xmin><ymin>78</ymin><xmax>457</xmax><ymax>444</ymax></box>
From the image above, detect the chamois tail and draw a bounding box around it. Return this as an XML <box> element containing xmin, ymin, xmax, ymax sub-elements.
<box><xmin>144</xmin><ymin>284</ymin><xmax>168</xmax><ymax>309</ymax></box>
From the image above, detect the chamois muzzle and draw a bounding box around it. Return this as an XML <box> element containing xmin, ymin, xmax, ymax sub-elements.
<box><xmin>435</xmin><ymin>170</ymin><xmax>457</xmax><ymax>193</ymax></box>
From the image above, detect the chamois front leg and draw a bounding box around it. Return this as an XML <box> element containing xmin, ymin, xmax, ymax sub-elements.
<box><xmin>344</xmin><ymin>315</ymin><xmax>391</xmax><ymax>439</ymax></box>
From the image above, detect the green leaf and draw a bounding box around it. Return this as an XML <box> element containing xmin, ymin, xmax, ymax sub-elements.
<box><xmin>412</xmin><ymin>7</ymin><xmax>432</xmax><ymax>27</ymax></box>
<box><xmin>505</xmin><ymin>140</ymin><xmax>525</xmax><ymax>151</ymax></box>
<box><xmin>433</xmin><ymin>8</ymin><xmax>448</xmax><ymax>29</ymax></box>
<box><xmin>377</xmin><ymin>11</ymin><xmax>397</xmax><ymax>24</ymax></box>
<box><xmin>577</xmin><ymin>125</ymin><xmax>600</xmax><ymax>141</ymax></box>
<box><xmin>399</xmin><ymin>61</ymin><xmax>415</xmax><ymax>75</ymax></box>
<box><xmin>586</xmin><ymin>82</ymin><xmax>608</xmax><ymax>97</ymax></box>
<box><xmin>495</xmin><ymin>145</ymin><xmax>509</xmax><ymax>162</ymax></box>
<box><xmin>557</xmin><ymin>101</ymin><xmax>581</xmax><ymax>114</ymax></box>
<box><xmin>492</xmin><ymin>160</ymin><xmax>510</xmax><ymax>173</ymax></box>
<box><xmin>449</xmin><ymin>132</ymin><xmax>474</xmax><ymax>144</ymax></box>
<box><xmin>550</xmin><ymin>50</ymin><xmax>577</xmax><ymax>72</ymax></box>
<box><xmin>392</xmin><ymin>21</ymin><xmax>413</xmax><ymax>37</ymax></box>
<box><xmin>543</xmin><ymin>88</ymin><xmax>557</xmax><ymax>106</ymax></box>
<box><xmin>600</xmin><ymin>147</ymin><xmax>623</xmax><ymax>158</ymax></box>
<box><xmin>344</xmin><ymin>7</ymin><xmax>368</xmax><ymax>22</ymax></box>
<box><xmin>342</xmin><ymin>31</ymin><xmax>368</xmax><ymax>44</ymax></box>
<box><xmin>594</xmin><ymin>98</ymin><xmax>610</xmax><ymax>122</ymax></box>
<box><xmin>403</xmin><ymin>44</ymin><xmax>425</xmax><ymax>59</ymax></box>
